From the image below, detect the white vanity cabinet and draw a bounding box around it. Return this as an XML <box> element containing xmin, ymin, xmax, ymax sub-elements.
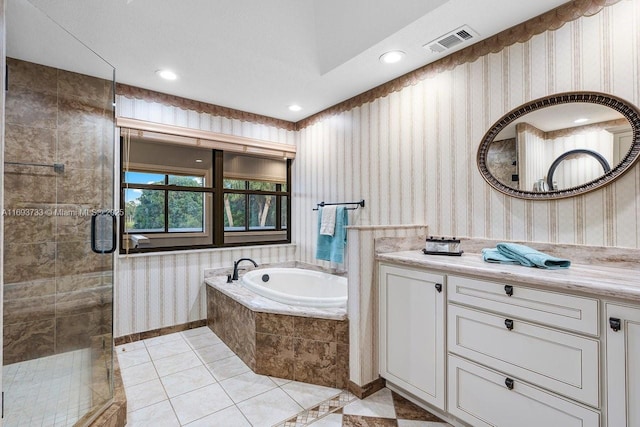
<box><xmin>377</xmin><ymin>255</ymin><xmax>640</xmax><ymax>427</ymax></box>
<box><xmin>447</xmin><ymin>275</ymin><xmax>601</xmax><ymax>427</ymax></box>
<box><xmin>378</xmin><ymin>263</ymin><xmax>446</xmax><ymax>410</ymax></box>
<box><xmin>605</xmin><ymin>303</ymin><xmax>640</xmax><ymax>427</ymax></box>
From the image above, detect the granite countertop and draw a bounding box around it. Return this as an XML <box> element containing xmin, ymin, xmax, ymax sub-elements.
<box><xmin>205</xmin><ymin>275</ymin><xmax>347</xmax><ymax>321</ymax></box>
<box><xmin>377</xmin><ymin>250</ymin><xmax>640</xmax><ymax>302</ymax></box>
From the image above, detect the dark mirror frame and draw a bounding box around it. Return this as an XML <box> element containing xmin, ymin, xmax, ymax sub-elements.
<box><xmin>477</xmin><ymin>92</ymin><xmax>640</xmax><ymax>200</ymax></box>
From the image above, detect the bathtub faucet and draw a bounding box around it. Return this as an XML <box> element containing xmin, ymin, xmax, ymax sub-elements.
<box><xmin>231</xmin><ymin>258</ymin><xmax>258</xmax><ymax>281</ymax></box>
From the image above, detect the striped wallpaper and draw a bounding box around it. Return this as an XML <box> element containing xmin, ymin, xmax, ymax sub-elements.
<box><xmin>114</xmin><ymin>0</ymin><xmax>640</xmax><ymax>337</ymax></box>
<box><xmin>294</xmin><ymin>0</ymin><xmax>640</xmax><ymax>263</ymax></box>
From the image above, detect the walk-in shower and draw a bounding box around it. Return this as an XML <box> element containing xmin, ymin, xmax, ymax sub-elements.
<box><xmin>2</xmin><ymin>0</ymin><xmax>116</xmax><ymax>425</ymax></box>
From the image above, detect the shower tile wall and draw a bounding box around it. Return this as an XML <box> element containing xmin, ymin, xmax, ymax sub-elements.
<box><xmin>3</xmin><ymin>58</ymin><xmax>113</xmax><ymax>364</ymax></box>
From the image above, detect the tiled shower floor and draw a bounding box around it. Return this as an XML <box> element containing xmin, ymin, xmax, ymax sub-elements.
<box><xmin>117</xmin><ymin>326</ymin><xmax>452</xmax><ymax>426</ymax></box>
<box><xmin>2</xmin><ymin>348</ymin><xmax>93</xmax><ymax>426</ymax></box>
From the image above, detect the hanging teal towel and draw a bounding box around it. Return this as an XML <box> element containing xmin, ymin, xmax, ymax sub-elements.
<box><xmin>316</xmin><ymin>206</ymin><xmax>348</xmax><ymax>263</ymax></box>
<box><xmin>496</xmin><ymin>242</ymin><xmax>571</xmax><ymax>269</ymax></box>
<box><xmin>481</xmin><ymin>248</ymin><xmax>521</xmax><ymax>265</ymax></box>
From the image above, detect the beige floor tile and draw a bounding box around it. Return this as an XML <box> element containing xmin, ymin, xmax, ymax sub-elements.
<box><xmin>219</xmin><ymin>370</ymin><xmax>278</xmax><ymax>403</ymax></box>
<box><xmin>184</xmin><ymin>405</ymin><xmax>252</xmax><ymax>427</ymax></box>
<box><xmin>126</xmin><ymin>400</ymin><xmax>180</xmax><ymax>427</ymax></box>
<box><xmin>125</xmin><ymin>378</ymin><xmax>168</xmax><ymax>413</ymax></box>
<box><xmin>184</xmin><ymin>332</ymin><xmax>223</xmax><ymax>349</ymax></box>
<box><xmin>116</xmin><ymin>341</ymin><xmax>146</xmax><ymax>352</ymax></box>
<box><xmin>121</xmin><ymin>362</ymin><xmax>158</xmax><ymax>388</ymax></box>
<box><xmin>181</xmin><ymin>326</ymin><xmax>213</xmax><ymax>338</ymax></box>
<box><xmin>117</xmin><ymin>348</ymin><xmax>151</xmax><ymax>369</ymax></box>
<box><xmin>237</xmin><ymin>388</ymin><xmax>303</xmax><ymax>427</ymax></box>
<box><xmin>206</xmin><ymin>355</ymin><xmax>250</xmax><ymax>381</ymax></box>
<box><xmin>160</xmin><ymin>365</ymin><xmax>216</xmax><ymax>398</ymax></box>
<box><xmin>153</xmin><ymin>351</ymin><xmax>203</xmax><ymax>377</ymax></box>
<box><xmin>194</xmin><ymin>342</ymin><xmax>235</xmax><ymax>364</ymax></box>
<box><xmin>170</xmin><ymin>383</ymin><xmax>234</xmax><ymax>425</ymax></box>
<box><xmin>146</xmin><ymin>339</ymin><xmax>193</xmax><ymax>360</ymax></box>
<box><xmin>144</xmin><ymin>332</ymin><xmax>186</xmax><ymax>348</ymax></box>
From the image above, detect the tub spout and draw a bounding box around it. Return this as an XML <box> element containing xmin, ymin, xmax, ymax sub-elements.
<box><xmin>232</xmin><ymin>258</ymin><xmax>258</xmax><ymax>281</ymax></box>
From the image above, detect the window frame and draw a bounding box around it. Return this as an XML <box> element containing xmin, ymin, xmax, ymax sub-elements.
<box><xmin>122</xmin><ymin>163</ymin><xmax>212</xmax><ymax>238</ymax></box>
<box><xmin>119</xmin><ymin>137</ymin><xmax>292</xmax><ymax>254</ymax></box>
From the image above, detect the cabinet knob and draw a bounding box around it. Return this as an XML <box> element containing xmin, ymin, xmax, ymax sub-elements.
<box><xmin>435</xmin><ymin>283</ymin><xmax>442</xmax><ymax>293</ymax></box>
<box><xmin>505</xmin><ymin>319</ymin><xmax>514</xmax><ymax>330</ymax></box>
<box><xmin>505</xmin><ymin>377</ymin><xmax>514</xmax><ymax>390</ymax></box>
<box><xmin>504</xmin><ymin>285</ymin><xmax>513</xmax><ymax>296</ymax></box>
<box><xmin>609</xmin><ymin>317</ymin><xmax>621</xmax><ymax>332</ymax></box>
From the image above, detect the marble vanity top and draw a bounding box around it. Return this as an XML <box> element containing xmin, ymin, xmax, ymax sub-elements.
<box><xmin>377</xmin><ymin>250</ymin><xmax>640</xmax><ymax>302</ymax></box>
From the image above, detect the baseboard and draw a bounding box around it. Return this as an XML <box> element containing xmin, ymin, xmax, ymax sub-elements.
<box><xmin>348</xmin><ymin>377</ymin><xmax>386</xmax><ymax>399</ymax></box>
<box><xmin>114</xmin><ymin>319</ymin><xmax>207</xmax><ymax>346</ymax></box>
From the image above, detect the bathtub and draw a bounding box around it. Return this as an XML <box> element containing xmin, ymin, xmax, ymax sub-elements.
<box><xmin>240</xmin><ymin>268</ymin><xmax>347</xmax><ymax>308</ymax></box>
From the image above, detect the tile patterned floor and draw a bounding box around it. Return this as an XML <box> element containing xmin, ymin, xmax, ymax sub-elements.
<box><xmin>2</xmin><ymin>349</ymin><xmax>92</xmax><ymax>427</ymax></box>
<box><xmin>118</xmin><ymin>326</ymin><xmax>452</xmax><ymax>427</ymax></box>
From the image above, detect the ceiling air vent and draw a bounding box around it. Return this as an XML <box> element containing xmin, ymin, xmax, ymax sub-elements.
<box><xmin>424</xmin><ymin>25</ymin><xmax>478</xmax><ymax>54</ymax></box>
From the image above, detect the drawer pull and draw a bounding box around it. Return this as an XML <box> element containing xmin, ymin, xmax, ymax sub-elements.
<box><xmin>610</xmin><ymin>317</ymin><xmax>621</xmax><ymax>332</ymax></box>
<box><xmin>435</xmin><ymin>283</ymin><xmax>443</xmax><ymax>293</ymax></box>
<box><xmin>504</xmin><ymin>285</ymin><xmax>513</xmax><ymax>296</ymax></box>
<box><xmin>505</xmin><ymin>377</ymin><xmax>514</xmax><ymax>390</ymax></box>
<box><xmin>505</xmin><ymin>318</ymin><xmax>514</xmax><ymax>330</ymax></box>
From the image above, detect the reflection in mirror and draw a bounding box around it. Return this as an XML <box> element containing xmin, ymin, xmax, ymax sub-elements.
<box><xmin>478</xmin><ymin>93</ymin><xmax>640</xmax><ymax>199</ymax></box>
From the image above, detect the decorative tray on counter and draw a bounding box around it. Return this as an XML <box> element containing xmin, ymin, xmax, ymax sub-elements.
<box><xmin>423</xmin><ymin>236</ymin><xmax>464</xmax><ymax>256</ymax></box>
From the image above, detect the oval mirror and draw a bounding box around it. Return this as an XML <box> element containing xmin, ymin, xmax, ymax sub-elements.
<box><xmin>477</xmin><ymin>92</ymin><xmax>640</xmax><ymax>199</ymax></box>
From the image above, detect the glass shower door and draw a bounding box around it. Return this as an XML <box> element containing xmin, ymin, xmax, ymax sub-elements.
<box><xmin>2</xmin><ymin>0</ymin><xmax>116</xmax><ymax>425</ymax></box>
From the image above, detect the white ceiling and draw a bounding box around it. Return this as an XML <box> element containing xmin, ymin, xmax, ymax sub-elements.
<box><xmin>7</xmin><ymin>0</ymin><xmax>570</xmax><ymax>121</ymax></box>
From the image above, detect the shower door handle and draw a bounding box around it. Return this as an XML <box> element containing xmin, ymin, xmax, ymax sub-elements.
<box><xmin>91</xmin><ymin>210</ymin><xmax>117</xmax><ymax>254</ymax></box>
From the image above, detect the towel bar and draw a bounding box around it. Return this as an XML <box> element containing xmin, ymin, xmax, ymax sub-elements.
<box><xmin>313</xmin><ymin>199</ymin><xmax>365</xmax><ymax>211</ymax></box>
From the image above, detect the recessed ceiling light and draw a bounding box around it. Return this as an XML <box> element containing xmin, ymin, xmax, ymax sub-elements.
<box><xmin>379</xmin><ymin>50</ymin><xmax>405</xmax><ymax>64</ymax></box>
<box><xmin>288</xmin><ymin>104</ymin><xmax>302</xmax><ymax>112</ymax></box>
<box><xmin>195</xmin><ymin>159</ymin><xmax>203</xmax><ymax>163</ymax></box>
<box><xmin>156</xmin><ymin>69</ymin><xmax>178</xmax><ymax>80</ymax></box>
<box><xmin>574</xmin><ymin>118</ymin><xmax>589</xmax><ymax>124</ymax></box>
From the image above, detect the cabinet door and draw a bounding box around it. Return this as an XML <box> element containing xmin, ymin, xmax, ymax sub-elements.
<box><xmin>606</xmin><ymin>303</ymin><xmax>640</xmax><ymax>427</ymax></box>
<box><xmin>378</xmin><ymin>263</ymin><xmax>445</xmax><ymax>409</ymax></box>
<box><xmin>448</xmin><ymin>355</ymin><xmax>600</xmax><ymax>427</ymax></box>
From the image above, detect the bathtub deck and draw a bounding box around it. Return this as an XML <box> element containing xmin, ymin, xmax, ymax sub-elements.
<box><xmin>205</xmin><ymin>276</ymin><xmax>347</xmax><ymax>321</ymax></box>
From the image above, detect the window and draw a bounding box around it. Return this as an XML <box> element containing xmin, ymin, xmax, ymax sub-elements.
<box><xmin>223</xmin><ymin>153</ymin><xmax>288</xmax><ymax>244</ymax></box>
<box><xmin>120</xmin><ymin>133</ymin><xmax>291</xmax><ymax>253</ymax></box>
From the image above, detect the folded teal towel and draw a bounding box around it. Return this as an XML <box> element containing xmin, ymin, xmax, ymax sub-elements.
<box><xmin>496</xmin><ymin>242</ymin><xmax>571</xmax><ymax>269</ymax></box>
<box><xmin>482</xmin><ymin>248</ymin><xmax>521</xmax><ymax>264</ymax></box>
<box><xmin>316</xmin><ymin>206</ymin><xmax>348</xmax><ymax>263</ymax></box>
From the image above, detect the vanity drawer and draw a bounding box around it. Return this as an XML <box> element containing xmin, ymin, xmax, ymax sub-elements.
<box><xmin>448</xmin><ymin>275</ymin><xmax>599</xmax><ymax>336</ymax></box>
<box><xmin>447</xmin><ymin>355</ymin><xmax>600</xmax><ymax>427</ymax></box>
<box><xmin>448</xmin><ymin>304</ymin><xmax>600</xmax><ymax>407</ymax></box>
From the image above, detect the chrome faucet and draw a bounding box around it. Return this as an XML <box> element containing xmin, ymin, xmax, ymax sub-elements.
<box><xmin>231</xmin><ymin>258</ymin><xmax>258</xmax><ymax>281</ymax></box>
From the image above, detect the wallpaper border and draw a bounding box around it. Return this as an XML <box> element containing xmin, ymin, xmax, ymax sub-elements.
<box><xmin>296</xmin><ymin>0</ymin><xmax>621</xmax><ymax>129</ymax></box>
<box><xmin>116</xmin><ymin>83</ymin><xmax>297</xmax><ymax>131</ymax></box>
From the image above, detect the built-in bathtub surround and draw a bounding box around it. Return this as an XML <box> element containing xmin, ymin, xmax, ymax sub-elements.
<box><xmin>3</xmin><ymin>58</ymin><xmax>114</xmax><ymax>364</ymax></box>
<box><xmin>206</xmin><ymin>274</ymin><xmax>349</xmax><ymax>389</ymax></box>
